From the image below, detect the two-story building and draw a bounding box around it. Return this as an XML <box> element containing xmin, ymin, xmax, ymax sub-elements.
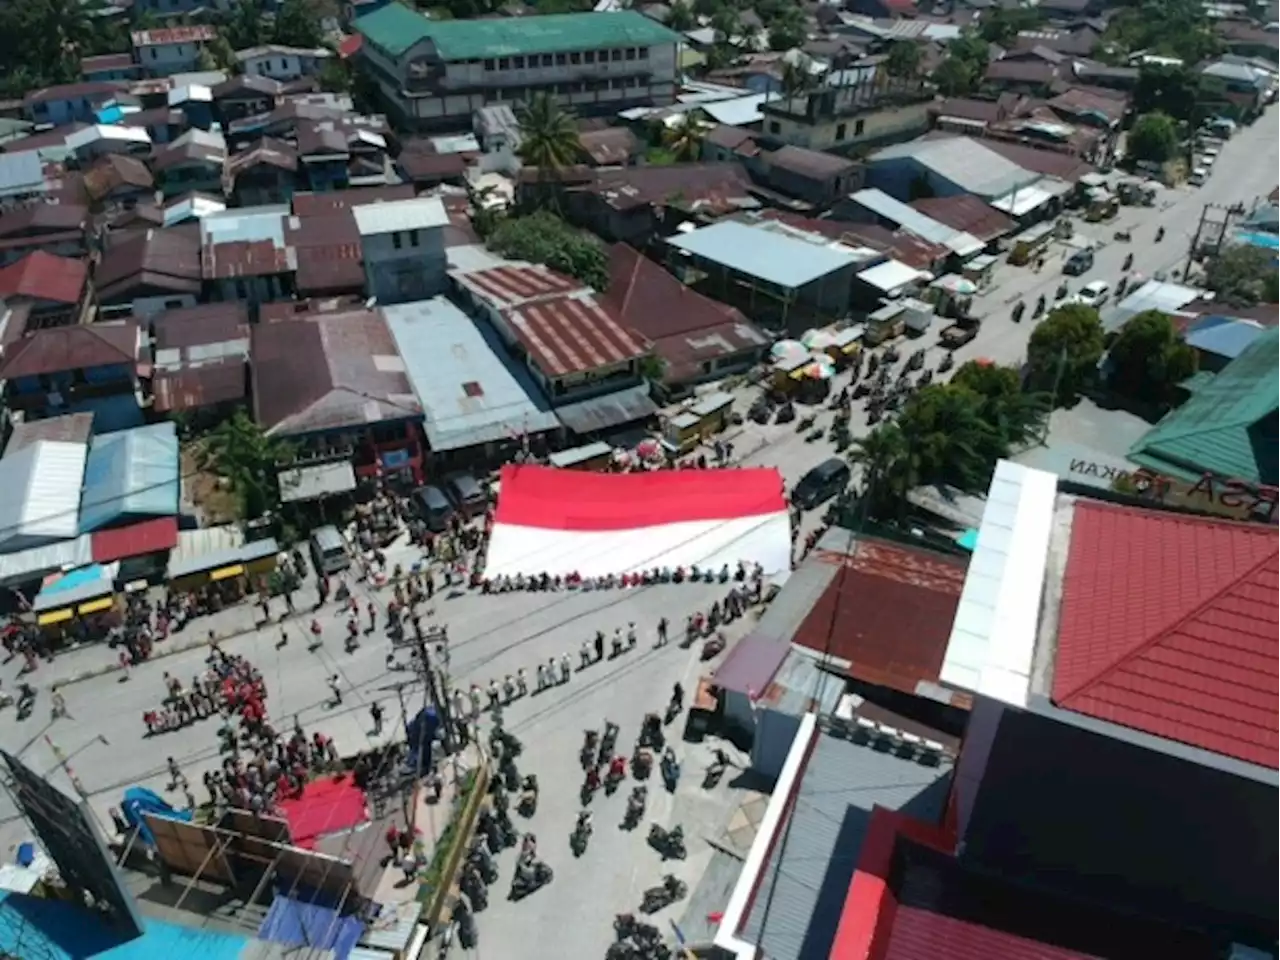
<box><xmin>151</xmin><ymin>128</ymin><xmax>227</xmax><ymax>197</ymax></box>
<box><xmin>212</xmin><ymin>75</ymin><xmax>284</xmax><ymax>124</ymax></box>
<box><xmin>354</xmin><ymin>195</ymin><xmax>450</xmax><ymax>304</ymax></box>
<box><xmin>22</xmin><ymin>82</ymin><xmax>126</xmax><ymax>126</ymax></box>
<box><xmin>452</xmin><ymin>262</ymin><xmax>657</xmax><ymax>435</ymax></box>
<box><xmin>83</xmin><ymin>154</ymin><xmax>156</xmax><ymax>210</ymax></box>
<box><xmin>223</xmin><ymin>138</ymin><xmax>300</xmax><ymax>206</ymax></box>
<box><xmin>760</xmin><ymin>66</ymin><xmax>932</xmax><ymax>154</ymax></box>
<box><xmin>251</xmin><ymin>303</ymin><xmax>426</xmax><ymax>485</ymax></box>
<box><xmin>354</xmin><ymin>4</ymin><xmax>682</xmax><ymax>131</ymax></box>
<box><xmin>234</xmin><ymin>45</ymin><xmax>333</xmax><ymax>82</ymax></box>
<box><xmin>131</xmin><ymin>26</ymin><xmax>218</xmax><ymax>77</ymax></box>
<box><xmin>200</xmin><ymin>206</ymin><xmax>298</xmax><ymax>315</ymax></box>
<box><xmin>0</xmin><ymin>252</ymin><xmax>90</xmax><ymax>325</ymax></box>
<box><xmin>94</xmin><ymin>228</ymin><xmax>204</xmax><ymax>318</ymax></box>
<box><xmin>0</xmin><ymin>205</ymin><xmax>89</xmax><ymax>267</ymax></box>
<box><xmin>0</xmin><ymin>320</ymin><xmax>142</xmax><ymax>426</ymax></box>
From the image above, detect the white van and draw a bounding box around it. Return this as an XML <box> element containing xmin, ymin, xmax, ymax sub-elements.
<box><xmin>1189</xmin><ymin>167</ymin><xmax>1208</xmax><ymax>186</ymax></box>
<box><xmin>309</xmin><ymin>525</ymin><xmax>351</xmax><ymax>575</ymax></box>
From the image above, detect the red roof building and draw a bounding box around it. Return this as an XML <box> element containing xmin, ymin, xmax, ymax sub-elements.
<box><xmin>0</xmin><ymin>251</ymin><xmax>87</xmax><ymax>308</ymax></box>
<box><xmin>1053</xmin><ymin>502</ymin><xmax>1278</xmax><ymax>768</ymax></box>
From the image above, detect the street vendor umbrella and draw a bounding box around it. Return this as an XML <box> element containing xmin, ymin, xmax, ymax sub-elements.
<box><xmin>800</xmin><ymin>328</ymin><xmax>838</xmax><ymax>350</ymax></box>
<box><xmin>636</xmin><ymin>438</ymin><xmax>662</xmax><ymax>460</ymax></box>
<box><xmin>933</xmin><ymin>275</ymin><xmax>978</xmax><ymax>296</ymax></box>
<box><xmin>770</xmin><ymin>339</ymin><xmax>806</xmax><ymax>361</ymax></box>
<box><xmin>803</xmin><ymin>356</ymin><xmax>836</xmax><ymax>380</ymax></box>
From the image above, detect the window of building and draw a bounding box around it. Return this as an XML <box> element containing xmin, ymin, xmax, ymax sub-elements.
<box><xmin>483</xmin><ymin>58</ymin><xmax>495</xmax><ymax>70</ymax></box>
<box><xmin>410</xmin><ymin>230</ymin><xmax>420</xmax><ymax>247</ymax></box>
<box><xmin>835</xmin><ymin>122</ymin><xmax>846</xmax><ymax>141</ymax></box>
<box><xmin>513</xmin><ymin>56</ymin><xmax>525</xmax><ymax>68</ymax></box>
<box><xmin>392</xmin><ymin>232</ymin><xmax>402</xmax><ymax>249</ymax></box>
<box><xmin>541</xmin><ymin>54</ymin><xmax>553</xmax><ymax>66</ymax></box>
<box><xmin>855</xmin><ymin>118</ymin><xmax>865</xmax><ymax>136</ymax></box>
<box><xmin>150</xmin><ymin>47</ymin><xmax>158</xmax><ymax>59</ymax></box>
<box><xmin>768</xmin><ymin>120</ymin><xmax>780</xmax><ymax>134</ymax></box>
<box><xmin>625</xmin><ymin>47</ymin><xmax>636</xmax><ymax>60</ymax></box>
<box><xmin>555</xmin><ymin>53</ymin><xmax>567</xmax><ymax>65</ymax></box>
<box><xmin>498</xmin><ymin>57</ymin><xmax>510</xmax><ymax>70</ymax></box>
<box><xmin>570</xmin><ymin>52</ymin><xmax>581</xmax><ymax>64</ymax></box>
<box><xmin>638</xmin><ymin>47</ymin><xmax>648</xmax><ymax>58</ymax></box>
<box><xmin>610</xmin><ymin>49</ymin><xmax>622</xmax><ymax>61</ymax></box>
<box><xmin>585</xmin><ymin>51</ymin><xmax>595</xmax><ymax>63</ymax></box>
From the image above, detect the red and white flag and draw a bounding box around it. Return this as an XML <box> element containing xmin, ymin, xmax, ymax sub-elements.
<box><xmin>483</xmin><ymin>465</ymin><xmax>791</xmax><ymax>579</ymax></box>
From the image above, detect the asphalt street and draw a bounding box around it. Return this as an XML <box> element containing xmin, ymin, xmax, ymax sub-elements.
<box><xmin>0</xmin><ymin>107</ymin><xmax>1272</xmax><ymax>957</ymax></box>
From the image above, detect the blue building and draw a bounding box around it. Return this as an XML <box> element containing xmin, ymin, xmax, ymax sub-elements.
<box><xmin>23</xmin><ymin>81</ymin><xmax>125</xmax><ymax>125</ymax></box>
<box><xmin>79</xmin><ymin>421</ymin><xmax>181</xmax><ymax>532</ymax></box>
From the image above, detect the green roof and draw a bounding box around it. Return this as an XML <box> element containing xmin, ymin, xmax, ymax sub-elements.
<box><xmin>1128</xmin><ymin>326</ymin><xmax>1279</xmax><ymax>484</ymax></box>
<box><xmin>354</xmin><ymin>4</ymin><xmax>682</xmax><ymax>61</ymax></box>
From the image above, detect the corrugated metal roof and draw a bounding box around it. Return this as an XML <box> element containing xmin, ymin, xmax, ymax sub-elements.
<box><xmin>869</xmin><ymin>138</ymin><xmax>1033</xmax><ymax>200</ymax></box>
<box><xmin>353</xmin><ymin>196</ymin><xmax>449</xmax><ymax>235</ymax></box>
<box><xmin>1128</xmin><ymin>326</ymin><xmax>1279</xmax><ymax>483</ymax></box>
<box><xmin>508</xmin><ymin>294</ymin><xmax>647</xmax><ymax>378</ymax></box>
<box><xmin>1183</xmin><ymin>315</ymin><xmax>1265</xmax><ymax>360</ymax></box>
<box><xmin>0</xmin><ymin>534</ymin><xmax>92</xmax><ymax>585</ymax></box>
<box><xmin>668</xmin><ymin>220</ymin><xmax>859</xmax><ymax>289</ymax></box>
<box><xmin>740</xmin><ymin>731</ymin><xmax>951</xmax><ymax>960</ymax></box>
<box><xmin>553</xmin><ymin>382</ymin><xmax>656</xmax><ymax>434</ymax></box>
<box><xmin>857</xmin><ymin>258</ymin><xmax>923</xmax><ymax>293</ymax></box>
<box><xmin>700</xmin><ymin>93</ymin><xmax>776</xmax><ymax>127</ymax></box>
<box><xmin>0</xmin><ymin>152</ymin><xmax>45</xmax><ymax>199</ymax></box>
<box><xmin>0</xmin><ymin>251</ymin><xmax>87</xmax><ymax>306</ymax></box>
<box><xmin>456</xmin><ymin>264</ymin><xmax>581</xmax><ymax>309</ymax></box>
<box><xmin>278</xmin><ymin>461</ymin><xmax>357</xmax><ymax>503</ymax></box>
<box><xmin>0</xmin><ymin>440</ymin><xmax>87</xmax><ymax>550</ymax></box>
<box><xmin>1053</xmin><ymin>500</ymin><xmax>1279</xmax><ymax>768</ymax></box>
<box><xmin>848</xmin><ymin>189</ymin><xmax>985</xmax><ymax>256</ymax></box>
<box><xmin>383</xmin><ymin>297</ymin><xmax>559</xmax><ymax>452</ymax></box>
<box><xmin>79</xmin><ymin>421</ymin><xmax>180</xmax><ymax>532</ymax></box>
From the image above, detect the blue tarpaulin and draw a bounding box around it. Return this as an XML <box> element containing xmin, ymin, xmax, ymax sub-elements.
<box><xmin>258</xmin><ymin>896</ymin><xmax>365</xmax><ymax>960</ymax></box>
<box><xmin>121</xmin><ymin>786</ymin><xmax>190</xmax><ymax>846</ymax></box>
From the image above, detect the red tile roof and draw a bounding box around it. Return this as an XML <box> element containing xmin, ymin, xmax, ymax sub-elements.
<box><xmin>1053</xmin><ymin>501</ymin><xmax>1279</xmax><ymax>768</ymax></box>
<box><xmin>793</xmin><ymin>538</ymin><xmax>970</xmax><ymax>701</ymax></box>
<box><xmin>131</xmin><ymin>25</ymin><xmax>216</xmax><ymax>46</ymax></box>
<box><xmin>91</xmin><ymin>516</ymin><xmax>179</xmax><ymax>564</ymax></box>
<box><xmin>0</xmin><ymin>251</ymin><xmax>87</xmax><ymax>305</ymax></box>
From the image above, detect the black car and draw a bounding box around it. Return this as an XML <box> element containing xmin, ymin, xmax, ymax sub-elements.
<box><xmin>1063</xmin><ymin>250</ymin><xmax>1094</xmax><ymax>276</ymax></box>
<box><xmin>792</xmin><ymin>458</ymin><xmax>851</xmax><ymax>510</ymax></box>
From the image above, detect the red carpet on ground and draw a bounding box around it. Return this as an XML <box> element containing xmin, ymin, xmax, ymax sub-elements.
<box><xmin>278</xmin><ymin>775</ymin><xmax>369</xmax><ymax>849</ymax></box>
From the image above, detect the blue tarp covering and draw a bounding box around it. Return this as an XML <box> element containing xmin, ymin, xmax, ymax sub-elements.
<box><xmin>258</xmin><ymin>896</ymin><xmax>365</xmax><ymax>960</ymax></box>
<box><xmin>121</xmin><ymin>786</ymin><xmax>190</xmax><ymax>846</ymax></box>
<box><xmin>955</xmin><ymin>528</ymin><xmax>979</xmax><ymax>552</ymax></box>
<box><xmin>80</xmin><ymin>421</ymin><xmax>180</xmax><ymax>533</ymax></box>
<box><xmin>0</xmin><ymin>892</ymin><xmax>249</xmax><ymax>960</ymax></box>
<box><xmin>42</xmin><ymin>564</ymin><xmax>107</xmax><ymax>594</ymax></box>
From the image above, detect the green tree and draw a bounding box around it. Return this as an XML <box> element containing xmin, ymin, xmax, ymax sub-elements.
<box><xmin>0</xmin><ymin>0</ymin><xmax>101</xmax><ymax>90</ymax></box>
<box><xmin>849</xmin><ymin>423</ymin><xmax>918</xmax><ymax>521</ymax></box>
<box><xmin>885</xmin><ymin>41</ymin><xmax>921</xmax><ymax>79</ymax></box>
<box><xmin>950</xmin><ymin>361</ymin><xmax>1047</xmax><ymax>450</ymax></box>
<box><xmin>1026</xmin><ymin>303</ymin><xmax>1106</xmax><ymax>405</ymax></box>
<box><xmin>711</xmin><ymin>7</ymin><xmax>740</xmax><ymax>44</ymax></box>
<box><xmin>225</xmin><ymin>0</ymin><xmax>265</xmax><ymax>50</ymax></box>
<box><xmin>668</xmin><ymin>1</ymin><xmax>696</xmax><ymax>31</ymax></box>
<box><xmin>767</xmin><ymin>6</ymin><xmax>806</xmax><ymax>51</ymax></box>
<box><xmin>1103</xmin><ymin>0</ymin><xmax>1220</xmax><ymax>67</ymax></box>
<box><xmin>932</xmin><ymin>55</ymin><xmax>976</xmax><ymax>96</ymax></box>
<box><xmin>516</xmin><ymin>92</ymin><xmax>583</xmax><ymax>171</ymax></box>
<box><xmin>1107</xmin><ymin>310</ymin><xmax>1197</xmax><ymax>405</ymax></box>
<box><xmin>203</xmin><ymin>410</ymin><xmax>295</xmax><ymax>520</ymax></box>
<box><xmin>896</xmin><ymin>384</ymin><xmax>1003</xmax><ymax>493</ymax></box>
<box><xmin>273</xmin><ymin>0</ymin><xmax>324</xmax><ymax>49</ymax></box>
<box><xmin>1128</xmin><ymin>112</ymin><xmax>1179</xmax><ymax>164</ymax></box>
<box><xmin>1133</xmin><ymin>63</ymin><xmax>1201</xmax><ymax>125</ymax></box>
<box><xmin>978</xmin><ymin>6</ymin><xmax>1042</xmax><ymax>45</ymax></box>
<box><xmin>319</xmin><ymin>58</ymin><xmax>352</xmax><ymax>94</ymax></box>
<box><xmin>205</xmin><ymin>33</ymin><xmax>237</xmax><ymax>72</ymax></box>
<box><xmin>487</xmin><ymin>211</ymin><xmax>609</xmax><ymax>290</ymax></box>
<box><xmin>663</xmin><ymin>113</ymin><xmax>705</xmax><ymax>162</ymax></box>
<box><xmin>1204</xmin><ymin>244</ymin><xmax>1280</xmax><ymax>306</ymax></box>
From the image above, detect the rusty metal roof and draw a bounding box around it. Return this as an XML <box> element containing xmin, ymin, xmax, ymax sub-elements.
<box><xmin>203</xmin><ymin>239</ymin><xmax>295</xmax><ymax>279</ymax></box>
<box><xmin>0</xmin><ymin>320</ymin><xmax>139</xmax><ymax>380</ymax></box>
<box><xmin>508</xmin><ymin>296</ymin><xmax>646</xmax><ymax>378</ymax></box>
<box><xmin>457</xmin><ymin>264</ymin><xmax>581</xmax><ymax>310</ymax></box>
<box><xmin>154</xmin><ymin>360</ymin><xmax>247</xmax><ymax>413</ymax></box>
<box><xmin>287</xmin><ymin>212</ymin><xmax>364</xmax><ymax>295</ymax></box>
<box><xmin>151</xmin><ymin>302</ymin><xmax>249</xmax><ymax>351</ymax></box>
<box><xmin>291</xmin><ymin>184</ymin><xmax>414</xmax><ymax>216</ymax></box>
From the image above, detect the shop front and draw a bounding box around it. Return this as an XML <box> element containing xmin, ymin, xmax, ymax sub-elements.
<box><xmin>32</xmin><ymin>566</ymin><xmax>122</xmax><ymax>646</ymax></box>
<box><xmin>166</xmin><ymin>538</ymin><xmax>281</xmax><ymax>608</ymax></box>
<box><xmin>662</xmin><ymin>391</ymin><xmax>735</xmax><ymax>455</ymax></box>
<box><xmin>548</xmin><ymin>441</ymin><xmax>613</xmax><ymax>471</ymax></box>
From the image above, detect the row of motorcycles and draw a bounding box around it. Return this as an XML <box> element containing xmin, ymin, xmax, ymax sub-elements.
<box><xmin>484</xmin><ymin>562</ymin><xmax>761</xmax><ymax>595</ymax></box>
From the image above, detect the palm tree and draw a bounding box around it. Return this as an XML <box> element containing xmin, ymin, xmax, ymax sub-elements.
<box><xmin>516</xmin><ymin>93</ymin><xmax>583</xmax><ymax>172</ymax></box>
<box><xmin>663</xmin><ymin>113</ymin><xmax>705</xmax><ymax>162</ymax></box>
<box><xmin>849</xmin><ymin>423</ymin><xmax>917</xmax><ymax>520</ymax></box>
<box><xmin>204</xmin><ymin>411</ymin><xmax>294</xmax><ymax>520</ymax></box>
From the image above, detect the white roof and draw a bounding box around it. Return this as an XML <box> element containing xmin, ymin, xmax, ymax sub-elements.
<box><xmin>700</xmin><ymin>93</ymin><xmax>778</xmax><ymax>127</ymax></box>
<box><xmin>0</xmin><ymin>440</ymin><xmax>87</xmax><ymax>550</ymax></box>
<box><xmin>857</xmin><ymin>258</ymin><xmax>923</xmax><ymax>293</ymax></box>
<box><xmin>354</xmin><ymin>196</ymin><xmax>450</xmax><ymax>236</ymax></box>
<box><xmin>990</xmin><ymin>181</ymin><xmax>1056</xmax><ymax>216</ymax></box>
<box><xmin>940</xmin><ymin>460</ymin><xmax>1059</xmax><ymax>707</ymax></box>
<box><xmin>869</xmin><ymin>137</ymin><xmax>1034</xmax><ymax>200</ymax></box>
<box><xmin>164</xmin><ymin>194</ymin><xmax>226</xmax><ymax>226</ymax></box>
<box><xmin>234</xmin><ymin>44</ymin><xmax>331</xmax><ymax>61</ymax></box>
<box><xmin>0</xmin><ymin>534</ymin><xmax>92</xmax><ymax>586</ymax></box>
<box><xmin>167</xmin><ymin>84</ymin><xmax>213</xmax><ymax>106</ymax></box>
<box><xmin>65</xmin><ymin>124</ymin><xmax>152</xmax><ymax>150</ymax></box>
<box><xmin>848</xmin><ymin>188</ymin><xmax>984</xmax><ymax>257</ymax></box>
<box><xmin>668</xmin><ymin>220</ymin><xmax>859</xmax><ymax>289</ymax></box>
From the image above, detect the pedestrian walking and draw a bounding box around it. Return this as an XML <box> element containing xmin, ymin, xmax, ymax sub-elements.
<box><xmin>167</xmin><ymin>756</ymin><xmax>187</xmax><ymax>790</ymax></box>
<box><xmin>370</xmin><ymin>701</ymin><xmax>384</xmax><ymax>735</ymax></box>
<box><xmin>560</xmin><ymin>653</ymin><xmax>572</xmax><ymax>684</ymax></box>
<box><xmin>594</xmin><ymin>631</ymin><xmax>604</xmax><ymax>662</ymax></box>
<box><xmin>328</xmin><ymin>674</ymin><xmax>343</xmax><ymax>705</ymax></box>
<box><xmin>516</xmin><ymin>668</ymin><xmax>529</xmax><ymax>696</ymax></box>
<box><xmin>579</xmin><ymin>640</ymin><xmax>591</xmax><ymax>669</ymax></box>
<box><xmin>626</xmin><ymin>623</ymin><xmax>636</xmax><ymax>649</ymax></box>
<box><xmin>656</xmin><ymin>617</ymin><xmax>668</xmax><ymax>646</ymax></box>
<box><xmin>535</xmin><ymin>663</ymin><xmax>547</xmax><ymax>691</ymax></box>
<box><xmin>50</xmin><ymin>686</ymin><xmax>67</xmax><ymax>719</ymax></box>
<box><xmin>284</xmin><ymin>589</ymin><xmax>296</xmax><ymax>614</ymax></box>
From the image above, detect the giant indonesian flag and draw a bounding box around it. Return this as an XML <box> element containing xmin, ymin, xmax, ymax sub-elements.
<box><xmin>482</xmin><ymin>465</ymin><xmax>792</xmax><ymax>580</ymax></box>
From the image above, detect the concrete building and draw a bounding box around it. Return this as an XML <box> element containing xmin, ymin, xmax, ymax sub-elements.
<box><xmin>760</xmin><ymin>66</ymin><xmax>932</xmax><ymax>155</ymax></box>
<box><xmin>354</xmin><ymin>196</ymin><xmax>450</xmax><ymax>305</ymax></box>
<box><xmin>131</xmin><ymin>26</ymin><xmax>217</xmax><ymax>77</ymax></box>
<box><xmin>234</xmin><ymin>45</ymin><xmax>333</xmax><ymax>82</ymax></box>
<box><xmin>354</xmin><ymin>4</ymin><xmax>683</xmax><ymax>130</ymax></box>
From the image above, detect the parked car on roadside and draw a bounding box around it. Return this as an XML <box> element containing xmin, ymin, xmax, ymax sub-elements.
<box><xmin>1064</xmin><ymin>249</ymin><xmax>1094</xmax><ymax>276</ymax></box>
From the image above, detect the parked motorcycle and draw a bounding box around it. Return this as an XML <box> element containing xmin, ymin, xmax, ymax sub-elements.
<box><xmin>647</xmin><ymin>823</ymin><xmax>687</xmax><ymax>860</ymax></box>
<box><xmin>509</xmin><ymin>856</ymin><xmax>553</xmax><ymax>901</ymax></box>
<box><xmin>641</xmin><ymin>875</ymin><xmax>689</xmax><ymax>914</ymax></box>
